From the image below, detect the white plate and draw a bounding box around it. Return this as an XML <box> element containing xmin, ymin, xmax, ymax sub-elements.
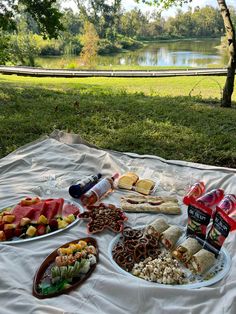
<box><xmin>0</xmin><ymin>199</ymin><xmax>83</xmax><ymax>245</ymax></box>
<box><xmin>108</xmin><ymin>225</ymin><xmax>231</xmax><ymax>289</ymax></box>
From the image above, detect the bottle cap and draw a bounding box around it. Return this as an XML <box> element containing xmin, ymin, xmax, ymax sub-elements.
<box><xmin>112</xmin><ymin>173</ymin><xmax>119</xmax><ymax>180</ymax></box>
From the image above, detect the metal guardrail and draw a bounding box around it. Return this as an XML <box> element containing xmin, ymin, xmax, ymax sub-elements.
<box><xmin>0</xmin><ymin>65</ymin><xmax>228</xmax><ymax>78</ymax></box>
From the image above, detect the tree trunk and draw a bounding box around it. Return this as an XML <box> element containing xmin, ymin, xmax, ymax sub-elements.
<box><xmin>217</xmin><ymin>0</ymin><xmax>236</xmax><ymax>107</ymax></box>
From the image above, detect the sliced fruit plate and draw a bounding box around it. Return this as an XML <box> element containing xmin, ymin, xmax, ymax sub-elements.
<box><xmin>0</xmin><ymin>197</ymin><xmax>82</xmax><ymax>244</ymax></box>
<box><xmin>33</xmin><ymin>237</ymin><xmax>98</xmax><ymax>299</ymax></box>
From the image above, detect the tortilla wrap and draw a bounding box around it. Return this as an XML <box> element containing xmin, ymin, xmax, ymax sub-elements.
<box><xmin>161</xmin><ymin>226</ymin><xmax>183</xmax><ymax>249</ymax></box>
<box><xmin>120</xmin><ymin>195</ymin><xmax>181</xmax><ymax>214</ymax></box>
<box><xmin>145</xmin><ymin>218</ymin><xmax>170</xmax><ymax>238</ymax></box>
<box><xmin>191</xmin><ymin>249</ymin><xmax>216</xmax><ymax>274</ymax></box>
<box><xmin>172</xmin><ymin>237</ymin><xmax>202</xmax><ymax>263</ymax></box>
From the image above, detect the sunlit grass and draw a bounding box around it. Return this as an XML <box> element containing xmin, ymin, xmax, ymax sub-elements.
<box><xmin>0</xmin><ymin>74</ymin><xmax>236</xmax><ymax>168</ymax></box>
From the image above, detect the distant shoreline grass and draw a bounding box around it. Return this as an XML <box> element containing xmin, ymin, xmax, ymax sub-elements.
<box><xmin>141</xmin><ymin>36</ymin><xmax>221</xmax><ymax>43</ymax></box>
<box><xmin>0</xmin><ymin>74</ymin><xmax>236</xmax><ymax>168</ymax></box>
<box><xmin>34</xmin><ymin>60</ymin><xmax>225</xmax><ymax>71</ymax></box>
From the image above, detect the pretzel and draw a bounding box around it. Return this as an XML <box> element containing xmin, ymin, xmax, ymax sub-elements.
<box><xmin>79</xmin><ymin>203</ymin><xmax>128</xmax><ymax>234</ymax></box>
<box><xmin>112</xmin><ymin>227</ymin><xmax>161</xmax><ymax>272</ymax></box>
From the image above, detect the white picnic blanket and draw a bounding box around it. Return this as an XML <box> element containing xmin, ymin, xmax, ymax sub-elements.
<box><xmin>0</xmin><ymin>130</ymin><xmax>236</xmax><ymax>314</ymax></box>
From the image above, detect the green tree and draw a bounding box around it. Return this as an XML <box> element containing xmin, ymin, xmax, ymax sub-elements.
<box><xmin>147</xmin><ymin>11</ymin><xmax>166</xmax><ymax>39</ymax></box>
<box><xmin>0</xmin><ymin>0</ymin><xmax>63</xmax><ymax>65</ymax></box>
<box><xmin>0</xmin><ymin>0</ymin><xmax>63</xmax><ymax>38</ymax></box>
<box><xmin>138</xmin><ymin>0</ymin><xmax>235</xmax><ymax>108</ymax></box>
<box><xmin>119</xmin><ymin>8</ymin><xmax>149</xmax><ymax>39</ymax></box>
<box><xmin>191</xmin><ymin>6</ymin><xmax>223</xmax><ymax>37</ymax></box>
<box><xmin>163</xmin><ymin>6</ymin><xmax>224</xmax><ymax>38</ymax></box>
<box><xmin>75</xmin><ymin>0</ymin><xmax>122</xmax><ymax>41</ymax></box>
<box><xmin>9</xmin><ymin>19</ymin><xmax>40</xmax><ymax>66</ymax></box>
<box><xmin>79</xmin><ymin>21</ymin><xmax>99</xmax><ymax>68</ymax></box>
<box><xmin>164</xmin><ymin>9</ymin><xmax>190</xmax><ymax>37</ymax></box>
<box><xmin>0</xmin><ymin>32</ymin><xmax>10</xmax><ymax>64</ymax></box>
<box><xmin>61</xmin><ymin>9</ymin><xmax>82</xmax><ymax>36</ymax></box>
<box><xmin>60</xmin><ymin>9</ymin><xmax>83</xmax><ymax>56</ymax></box>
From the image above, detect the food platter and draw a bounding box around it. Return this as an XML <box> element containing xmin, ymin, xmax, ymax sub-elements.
<box><xmin>108</xmin><ymin>225</ymin><xmax>231</xmax><ymax>289</ymax></box>
<box><xmin>0</xmin><ymin>198</ymin><xmax>83</xmax><ymax>244</ymax></box>
<box><xmin>33</xmin><ymin>237</ymin><xmax>98</xmax><ymax>299</ymax></box>
<box><xmin>78</xmin><ymin>203</ymin><xmax>128</xmax><ymax>234</ymax></box>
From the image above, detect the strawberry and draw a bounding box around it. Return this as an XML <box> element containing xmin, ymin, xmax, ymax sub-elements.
<box><xmin>14</xmin><ymin>228</ymin><xmax>23</xmax><ymax>237</ymax></box>
<box><xmin>37</xmin><ymin>224</ymin><xmax>46</xmax><ymax>236</ymax></box>
<box><xmin>0</xmin><ymin>222</ymin><xmax>4</xmax><ymax>230</ymax></box>
<box><xmin>4</xmin><ymin>229</ymin><xmax>14</xmax><ymax>240</ymax></box>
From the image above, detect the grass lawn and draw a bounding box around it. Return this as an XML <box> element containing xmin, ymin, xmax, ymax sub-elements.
<box><xmin>0</xmin><ymin>74</ymin><xmax>236</xmax><ymax>168</ymax></box>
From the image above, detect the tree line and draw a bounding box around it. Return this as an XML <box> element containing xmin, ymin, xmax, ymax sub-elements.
<box><xmin>1</xmin><ymin>4</ymin><xmax>235</xmax><ymax>67</ymax></box>
<box><xmin>119</xmin><ymin>5</ymin><xmax>232</xmax><ymax>40</ymax></box>
<box><xmin>135</xmin><ymin>0</ymin><xmax>236</xmax><ymax>108</ymax></box>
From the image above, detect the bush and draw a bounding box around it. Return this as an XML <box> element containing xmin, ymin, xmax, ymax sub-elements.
<box><xmin>0</xmin><ymin>32</ymin><xmax>10</xmax><ymax>64</ymax></box>
<box><xmin>117</xmin><ymin>35</ymin><xmax>143</xmax><ymax>50</ymax></box>
<box><xmin>66</xmin><ymin>62</ymin><xmax>77</xmax><ymax>69</ymax></box>
<box><xmin>40</xmin><ymin>45</ymin><xmax>63</xmax><ymax>56</ymax></box>
<box><xmin>9</xmin><ymin>33</ymin><xmax>40</xmax><ymax>67</ymax></box>
<box><xmin>98</xmin><ymin>37</ymin><xmax>143</xmax><ymax>55</ymax></box>
<box><xmin>98</xmin><ymin>39</ymin><xmax>122</xmax><ymax>55</ymax></box>
<box><xmin>35</xmin><ymin>36</ymin><xmax>64</xmax><ymax>56</ymax></box>
<box><xmin>63</xmin><ymin>35</ymin><xmax>82</xmax><ymax>56</ymax></box>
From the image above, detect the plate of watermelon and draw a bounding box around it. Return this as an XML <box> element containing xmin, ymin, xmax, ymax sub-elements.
<box><xmin>0</xmin><ymin>197</ymin><xmax>83</xmax><ymax>244</ymax></box>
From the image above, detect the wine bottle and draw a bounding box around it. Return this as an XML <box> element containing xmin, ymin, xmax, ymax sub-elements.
<box><xmin>80</xmin><ymin>173</ymin><xmax>119</xmax><ymax>206</ymax></box>
<box><xmin>69</xmin><ymin>173</ymin><xmax>102</xmax><ymax>198</ymax></box>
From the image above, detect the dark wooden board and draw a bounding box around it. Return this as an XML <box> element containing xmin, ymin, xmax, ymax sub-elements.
<box><xmin>32</xmin><ymin>237</ymin><xmax>98</xmax><ymax>299</ymax></box>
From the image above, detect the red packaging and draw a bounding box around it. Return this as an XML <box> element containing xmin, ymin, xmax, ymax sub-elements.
<box><xmin>183</xmin><ymin>181</ymin><xmax>205</xmax><ymax>205</ymax></box>
<box><xmin>186</xmin><ymin>199</ymin><xmax>212</xmax><ymax>240</ymax></box>
<box><xmin>204</xmin><ymin>206</ymin><xmax>236</xmax><ymax>256</ymax></box>
<box><xmin>218</xmin><ymin>194</ymin><xmax>236</xmax><ymax>214</ymax></box>
<box><xmin>196</xmin><ymin>188</ymin><xmax>224</xmax><ymax>207</ymax></box>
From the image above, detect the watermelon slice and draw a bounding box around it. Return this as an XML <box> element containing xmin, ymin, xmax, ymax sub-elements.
<box><xmin>10</xmin><ymin>205</ymin><xmax>35</xmax><ymax>227</ymax></box>
<box><xmin>43</xmin><ymin>198</ymin><xmax>64</xmax><ymax>221</ymax></box>
<box><xmin>62</xmin><ymin>204</ymin><xmax>80</xmax><ymax>218</ymax></box>
<box><xmin>9</xmin><ymin>198</ymin><xmax>65</xmax><ymax>227</ymax></box>
<box><xmin>30</xmin><ymin>201</ymin><xmax>47</xmax><ymax>224</ymax></box>
<box><xmin>55</xmin><ymin>198</ymin><xmax>64</xmax><ymax>216</ymax></box>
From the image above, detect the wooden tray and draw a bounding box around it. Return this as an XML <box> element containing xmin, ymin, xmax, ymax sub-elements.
<box><xmin>32</xmin><ymin>237</ymin><xmax>98</xmax><ymax>299</ymax></box>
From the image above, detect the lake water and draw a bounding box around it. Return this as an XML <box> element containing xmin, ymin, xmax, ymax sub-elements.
<box><xmin>37</xmin><ymin>38</ymin><xmax>228</xmax><ymax>69</ymax></box>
